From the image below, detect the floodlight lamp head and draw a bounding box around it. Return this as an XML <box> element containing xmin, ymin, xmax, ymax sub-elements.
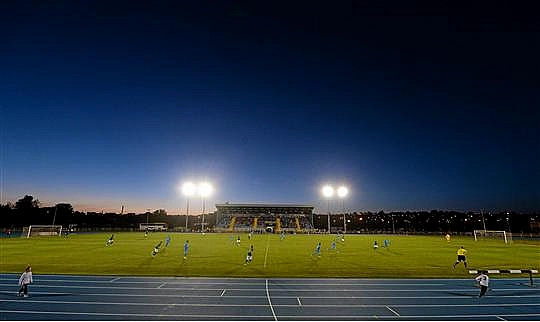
<box><xmin>337</xmin><ymin>186</ymin><xmax>349</xmax><ymax>198</ymax></box>
<box><xmin>322</xmin><ymin>185</ymin><xmax>334</xmax><ymax>198</ymax></box>
<box><xmin>198</xmin><ymin>182</ymin><xmax>213</xmax><ymax>197</ymax></box>
<box><xmin>181</xmin><ymin>182</ymin><xmax>197</xmax><ymax>197</ymax></box>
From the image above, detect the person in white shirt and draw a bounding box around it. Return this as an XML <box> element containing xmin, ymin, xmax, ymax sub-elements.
<box><xmin>18</xmin><ymin>265</ymin><xmax>33</xmax><ymax>297</ymax></box>
<box><xmin>475</xmin><ymin>271</ymin><xmax>489</xmax><ymax>298</ymax></box>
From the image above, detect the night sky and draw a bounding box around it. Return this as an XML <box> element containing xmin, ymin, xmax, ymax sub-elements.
<box><xmin>1</xmin><ymin>1</ymin><xmax>539</xmax><ymax>214</ymax></box>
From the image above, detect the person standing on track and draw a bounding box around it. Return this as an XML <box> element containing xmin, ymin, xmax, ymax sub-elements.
<box><xmin>475</xmin><ymin>271</ymin><xmax>489</xmax><ymax>298</ymax></box>
<box><xmin>453</xmin><ymin>246</ymin><xmax>468</xmax><ymax>268</ymax></box>
<box><xmin>17</xmin><ymin>265</ymin><xmax>32</xmax><ymax>297</ymax></box>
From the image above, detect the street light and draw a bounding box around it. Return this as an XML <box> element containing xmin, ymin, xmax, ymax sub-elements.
<box><xmin>337</xmin><ymin>186</ymin><xmax>348</xmax><ymax>233</ymax></box>
<box><xmin>181</xmin><ymin>182</ymin><xmax>197</xmax><ymax>231</ymax></box>
<box><xmin>321</xmin><ymin>185</ymin><xmax>334</xmax><ymax>233</ymax></box>
<box><xmin>198</xmin><ymin>182</ymin><xmax>213</xmax><ymax>232</ymax></box>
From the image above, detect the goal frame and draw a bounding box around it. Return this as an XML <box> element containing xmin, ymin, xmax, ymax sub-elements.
<box><xmin>22</xmin><ymin>225</ymin><xmax>63</xmax><ymax>238</ymax></box>
<box><xmin>473</xmin><ymin>229</ymin><xmax>511</xmax><ymax>244</ymax></box>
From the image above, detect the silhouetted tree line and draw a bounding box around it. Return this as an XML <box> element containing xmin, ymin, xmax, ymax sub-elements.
<box><xmin>1</xmin><ymin>195</ymin><xmax>539</xmax><ymax>233</ymax></box>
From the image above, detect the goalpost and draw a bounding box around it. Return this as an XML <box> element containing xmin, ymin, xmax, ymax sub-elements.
<box><xmin>474</xmin><ymin>230</ymin><xmax>512</xmax><ymax>244</ymax></box>
<box><xmin>21</xmin><ymin>225</ymin><xmax>63</xmax><ymax>238</ymax></box>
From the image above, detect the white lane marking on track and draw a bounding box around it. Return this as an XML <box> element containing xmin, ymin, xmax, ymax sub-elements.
<box><xmin>0</xmin><ymin>310</ymin><xmax>273</xmax><ymax>318</ymax></box>
<box><xmin>2</xmin><ymin>299</ymin><xmax>539</xmax><ymax>308</ymax></box>
<box><xmin>5</xmin><ymin>284</ymin><xmax>536</xmax><ymax>292</ymax></box>
<box><xmin>496</xmin><ymin>316</ymin><xmax>507</xmax><ymax>321</ymax></box>
<box><xmin>109</xmin><ymin>277</ymin><xmax>121</xmax><ymax>282</ymax></box>
<box><xmin>386</xmin><ymin>306</ymin><xmax>400</xmax><ymax>317</ymax></box>
<box><xmin>4</xmin><ymin>290</ymin><xmax>539</xmax><ymax>299</ymax></box>
<box><xmin>2</xmin><ymin>310</ymin><xmax>539</xmax><ymax>319</ymax></box>
<box><xmin>264</xmin><ymin>234</ymin><xmax>270</xmax><ymax>268</ymax></box>
<box><xmin>157</xmin><ymin>283</ymin><xmax>166</xmax><ymax>289</ymax></box>
<box><xmin>221</xmin><ymin>289</ymin><xmax>226</xmax><ymax>296</ymax></box>
<box><xmin>266</xmin><ymin>279</ymin><xmax>278</xmax><ymax>321</ymax></box>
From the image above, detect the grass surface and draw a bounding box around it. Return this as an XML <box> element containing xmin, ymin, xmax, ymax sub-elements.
<box><xmin>1</xmin><ymin>232</ymin><xmax>538</xmax><ymax>278</ymax></box>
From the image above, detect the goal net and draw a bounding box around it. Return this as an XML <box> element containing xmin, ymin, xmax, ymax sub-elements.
<box><xmin>473</xmin><ymin>230</ymin><xmax>512</xmax><ymax>244</ymax></box>
<box><xmin>21</xmin><ymin>225</ymin><xmax>63</xmax><ymax>238</ymax></box>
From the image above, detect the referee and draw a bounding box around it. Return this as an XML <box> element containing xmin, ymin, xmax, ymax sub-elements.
<box><xmin>453</xmin><ymin>246</ymin><xmax>468</xmax><ymax>268</ymax></box>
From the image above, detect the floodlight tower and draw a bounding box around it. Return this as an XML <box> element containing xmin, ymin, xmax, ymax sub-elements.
<box><xmin>322</xmin><ymin>185</ymin><xmax>334</xmax><ymax>233</ymax></box>
<box><xmin>181</xmin><ymin>182</ymin><xmax>197</xmax><ymax>231</ymax></box>
<box><xmin>198</xmin><ymin>182</ymin><xmax>213</xmax><ymax>232</ymax></box>
<box><xmin>337</xmin><ymin>186</ymin><xmax>348</xmax><ymax>233</ymax></box>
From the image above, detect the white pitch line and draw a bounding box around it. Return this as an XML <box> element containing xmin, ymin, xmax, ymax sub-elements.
<box><xmin>157</xmin><ymin>283</ymin><xmax>166</xmax><ymax>289</ymax></box>
<box><xmin>496</xmin><ymin>316</ymin><xmax>507</xmax><ymax>321</ymax></box>
<box><xmin>264</xmin><ymin>234</ymin><xmax>270</xmax><ymax>268</ymax></box>
<box><xmin>109</xmin><ymin>277</ymin><xmax>121</xmax><ymax>282</ymax></box>
<box><xmin>297</xmin><ymin>297</ymin><xmax>302</xmax><ymax>306</ymax></box>
<box><xmin>266</xmin><ymin>279</ymin><xmax>278</xmax><ymax>321</ymax></box>
<box><xmin>221</xmin><ymin>289</ymin><xmax>226</xmax><ymax>296</ymax></box>
<box><xmin>386</xmin><ymin>306</ymin><xmax>401</xmax><ymax>317</ymax></box>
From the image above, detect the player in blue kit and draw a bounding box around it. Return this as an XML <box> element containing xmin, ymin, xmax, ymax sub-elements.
<box><xmin>183</xmin><ymin>240</ymin><xmax>189</xmax><ymax>260</ymax></box>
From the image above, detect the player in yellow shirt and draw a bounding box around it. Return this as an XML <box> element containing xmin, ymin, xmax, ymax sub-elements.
<box><xmin>445</xmin><ymin>234</ymin><xmax>451</xmax><ymax>242</ymax></box>
<box><xmin>453</xmin><ymin>246</ymin><xmax>467</xmax><ymax>268</ymax></box>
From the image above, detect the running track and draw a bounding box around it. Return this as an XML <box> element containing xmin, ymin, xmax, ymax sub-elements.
<box><xmin>0</xmin><ymin>274</ymin><xmax>539</xmax><ymax>320</ymax></box>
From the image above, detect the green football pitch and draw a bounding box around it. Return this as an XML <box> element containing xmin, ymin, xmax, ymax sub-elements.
<box><xmin>1</xmin><ymin>232</ymin><xmax>538</xmax><ymax>278</ymax></box>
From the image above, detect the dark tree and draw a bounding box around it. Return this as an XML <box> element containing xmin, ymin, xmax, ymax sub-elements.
<box><xmin>15</xmin><ymin>195</ymin><xmax>40</xmax><ymax>210</ymax></box>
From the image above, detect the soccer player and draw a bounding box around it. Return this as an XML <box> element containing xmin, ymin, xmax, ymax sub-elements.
<box><xmin>312</xmin><ymin>242</ymin><xmax>321</xmax><ymax>257</ymax></box>
<box><xmin>183</xmin><ymin>240</ymin><xmax>189</xmax><ymax>260</ymax></box>
<box><xmin>236</xmin><ymin>236</ymin><xmax>241</xmax><ymax>246</ymax></box>
<box><xmin>373</xmin><ymin>240</ymin><xmax>378</xmax><ymax>250</ymax></box>
<box><xmin>144</xmin><ymin>229</ymin><xmax>148</xmax><ymax>238</ymax></box>
<box><xmin>329</xmin><ymin>240</ymin><xmax>338</xmax><ymax>253</ymax></box>
<box><xmin>475</xmin><ymin>271</ymin><xmax>489</xmax><ymax>298</ymax></box>
<box><xmin>250</xmin><ymin>244</ymin><xmax>254</xmax><ymax>253</ymax></box>
<box><xmin>17</xmin><ymin>265</ymin><xmax>32</xmax><ymax>297</ymax></box>
<box><xmin>445</xmin><ymin>233</ymin><xmax>451</xmax><ymax>242</ymax></box>
<box><xmin>152</xmin><ymin>241</ymin><xmax>163</xmax><ymax>257</ymax></box>
<box><xmin>165</xmin><ymin>235</ymin><xmax>171</xmax><ymax>247</ymax></box>
<box><xmin>244</xmin><ymin>248</ymin><xmax>253</xmax><ymax>265</ymax></box>
<box><xmin>384</xmin><ymin>239</ymin><xmax>390</xmax><ymax>248</ymax></box>
<box><xmin>453</xmin><ymin>246</ymin><xmax>468</xmax><ymax>268</ymax></box>
<box><xmin>248</xmin><ymin>231</ymin><xmax>252</xmax><ymax>240</ymax></box>
<box><xmin>106</xmin><ymin>234</ymin><xmax>114</xmax><ymax>246</ymax></box>
<box><xmin>280</xmin><ymin>231</ymin><xmax>286</xmax><ymax>240</ymax></box>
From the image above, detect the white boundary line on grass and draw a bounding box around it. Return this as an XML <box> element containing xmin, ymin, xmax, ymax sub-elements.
<box><xmin>263</xmin><ymin>233</ymin><xmax>270</xmax><ymax>268</ymax></box>
<box><xmin>109</xmin><ymin>277</ymin><xmax>121</xmax><ymax>282</ymax></box>
<box><xmin>266</xmin><ymin>279</ymin><xmax>278</xmax><ymax>321</ymax></box>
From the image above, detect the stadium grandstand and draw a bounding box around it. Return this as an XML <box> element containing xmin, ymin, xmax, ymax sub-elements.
<box><xmin>214</xmin><ymin>203</ymin><xmax>314</xmax><ymax>233</ymax></box>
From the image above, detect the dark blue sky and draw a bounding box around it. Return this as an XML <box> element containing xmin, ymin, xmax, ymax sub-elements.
<box><xmin>1</xmin><ymin>1</ymin><xmax>539</xmax><ymax>213</ymax></box>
